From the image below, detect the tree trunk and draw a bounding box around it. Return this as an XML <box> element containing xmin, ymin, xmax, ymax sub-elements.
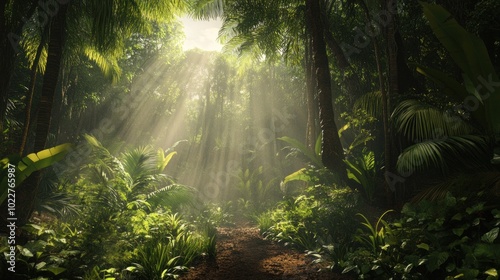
<box><xmin>306</xmin><ymin>0</ymin><xmax>347</xmax><ymax>183</ymax></box>
<box><xmin>385</xmin><ymin>0</ymin><xmax>399</xmax><ymax>204</ymax></box>
<box><xmin>321</xmin><ymin>14</ymin><xmax>362</xmax><ymax>107</ymax></box>
<box><xmin>17</xmin><ymin>3</ymin><xmax>68</xmax><ymax>226</ymax></box>
<box><xmin>33</xmin><ymin>5</ymin><xmax>68</xmax><ymax>152</ymax></box>
<box><xmin>395</xmin><ymin>31</ymin><xmax>420</xmax><ymax>94</ymax></box>
<box><xmin>358</xmin><ymin>0</ymin><xmax>395</xmax><ymax>205</ymax></box>
<box><xmin>305</xmin><ymin>35</ymin><xmax>317</xmax><ymax>149</ymax></box>
<box><xmin>19</xmin><ymin>35</ymin><xmax>46</xmax><ymax>155</ymax></box>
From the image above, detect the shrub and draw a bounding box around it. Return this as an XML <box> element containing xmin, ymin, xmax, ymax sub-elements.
<box><xmin>343</xmin><ymin>192</ymin><xmax>500</xmax><ymax>279</ymax></box>
<box><xmin>258</xmin><ymin>185</ymin><xmax>361</xmax><ymax>253</ymax></box>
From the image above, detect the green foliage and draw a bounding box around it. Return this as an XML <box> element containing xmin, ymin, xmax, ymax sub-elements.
<box><xmin>195</xmin><ymin>202</ymin><xmax>235</xmax><ymax>227</ymax></box>
<box><xmin>423</xmin><ymin>3</ymin><xmax>499</xmax><ymax>129</ymax></box>
<box><xmin>343</xmin><ymin>192</ymin><xmax>500</xmax><ymax>279</ymax></box>
<box><xmin>280</xmin><ymin>130</ymin><xmax>378</xmax><ymax>201</ymax></box>
<box><xmin>279</xmin><ymin>135</ymin><xmax>341</xmax><ymax>192</ymax></box>
<box><xmin>0</xmin><ymin>136</ymin><xmax>209</xmax><ymax>279</ymax></box>
<box><xmin>345</xmin><ymin>148</ymin><xmax>377</xmax><ymax>202</ymax></box>
<box><xmin>133</xmin><ymin>227</ymin><xmax>204</xmax><ymax>280</ymax></box>
<box><xmin>258</xmin><ymin>186</ymin><xmax>361</xmax><ymax>253</ymax></box>
<box><xmin>36</xmin><ymin>176</ymin><xmax>82</xmax><ymax>219</ymax></box>
<box><xmin>278</xmin><ymin>136</ymin><xmax>323</xmax><ymax>168</ymax></box>
<box><xmin>1</xmin><ymin>222</ymin><xmax>83</xmax><ymax>279</ymax></box>
<box><xmin>354</xmin><ymin>210</ymin><xmax>394</xmax><ymax>255</ymax></box>
<box><xmin>392</xmin><ymin>99</ymin><xmax>475</xmax><ymax>141</ymax></box>
<box><xmin>233</xmin><ymin>166</ymin><xmax>279</xmax><ymax>214</ymax></box>
<box><xmin>397</xmin><ymin>135</ymin><xmax>492</xmax><ymax>176</ymax></box>
<box><xmin>281</xmin><ymin>166</ymin><xmax>340</xmax><ymax>195</ymax></box>
<box><xmin>202</xmin><ymin>223</ymin><xmax>217</xmax><ymax>260</ymax></box>
<box><xmin>353</xmin><ymin>91</ymin><xmax>383</xmax><ymax>120</ymax></box>
<box><xmin>394</xmin><ymin>3</ymin><xmax>500</xmax><ymax>183</ymax></box>
<box><xmin>419</xmin><ymin>2</ymin><xmax>500</xmax><ymax>135</ymax></box>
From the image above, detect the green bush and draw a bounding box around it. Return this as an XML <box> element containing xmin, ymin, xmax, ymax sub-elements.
<box><xmin>0</xmin><ymin>222</ymin><xmax>86</xmax><ymax>279</ymax></box>
<box><xmin>258</xmin><ymin>185</ymin><xmax>361</xmax><ymax>253</ymax></box>
<box><xmin>1</xmin><ymin>138</ymin><xmax>210</xmax><ymax>280</ymax></box>
<box><xmin>343</xmin><ymin>192</ymin><xmax>500</xmax><ymax>279</ymax></box>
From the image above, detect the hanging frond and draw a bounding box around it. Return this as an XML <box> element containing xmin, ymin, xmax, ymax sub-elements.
<box><xmin>83</xmin><ymin>134</ymin><xmax>125</xmax><ymax>179</ymax></box>
<box><xmin>20</xmin><ymin>17</ymin><xmax>48</xmax><ymax>74</ymax></box>
<box><xmin>138</xmin><ymin>0</ymin><xmax>187</xmax><ymax>22</ymax></box>
<box><xmin>190</xmin><ymin>0</ymin><xmax>225</xmax><ymax>20</ymax></box>
<box><xmin>396</xmin><ymin>135</ymin><xmax>492</xmax><ymax>176</ymax></box>
<box><xmin>83</xmin><ymin>45</ymin><xmax>122</xmax><ymax>83</ymax></box>
<box><xmin>392</xmin><ymin>99</ymin><xmax>475</xmax><ymax>141</ymax></box>
<box><xmin>215</xmin><ymin>0</ymin><xmax>305</xmax><ymax>61</ymax></box>
<box><xmin>37</xmin><ymin>192</ymin><xmax>81</xmax><ymax>218</ymax></box>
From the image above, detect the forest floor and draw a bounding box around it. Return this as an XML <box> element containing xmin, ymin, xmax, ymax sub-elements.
<box><xmin>179</xmin><ymin>222</ymin><xmax>353</xmax><ymax>280</ymax></box>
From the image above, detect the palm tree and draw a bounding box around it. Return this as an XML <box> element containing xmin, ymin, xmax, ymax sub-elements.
<box><xmin>33</xmin><ymin>0</ymin><xmax>187</xmax><ymax>153</ymax></box>
<box><xmin>7</xmin><ymin>0</ymin><xmax>188</xmax><ymax>226</ymax></box>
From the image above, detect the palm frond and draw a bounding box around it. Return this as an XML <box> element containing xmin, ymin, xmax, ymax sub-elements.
<box><xmin>5</xmin><ymin>99</ymin><xmax>23</xmax><ymax>130</ymax></box>
<box><xmin>36</xmin><ymin>176</ymin><xmax>81</xmax><ymax>218</ymax></box>
<box><xmin>37</xmin><ymin>192</ymin><xmax>81</xmax><ymax>218</ymax></box>
<box><xmin>189</xmin><ymin>0</ymin><xmax>224</xmax><ymax>20</ymax></box>
<box><xmin>278</xmin><ymin>136</ymin><xmax>323</xmax><ymax>167</ymax></box>
<box><xmin>392</xmin><ymin>99</ymin><xmax>475</xmax><ymax>141</ymax></box>
<box><xmin>147</xmin><ymin>184</ymin><xmax>195</xmax><ymax>210</ymax></box>
<box><xmin>353</xmin><ymin>91</ymin><xmax>383</xmax><ymax>119</ymax></box>
<box><xmin>120</xmin><ymin>146</ymin><xmax>157</xmax><ymax>188</ymax></box>
<box><xmin>396</xmin><ymin>135</ymin><xmax>492</xmax><ymax>176</ymax></box>
<box><xmin>83</xmin><ymin>134</ymin><xmax>125</xmax><ymax>180</ymax></box>
<box><xmin>20</xmin><ymin>18</ymin><xmax>48</xmax><ymax>74</ymax></box>
<box><xmin>83</xmin><ymin>45</ymin><xmax>122</xmax><ymax>82</ymax></box>
<box><xmin>138</xmin><ymin>0</ymin><xmax>187</xmax><ymax>22</ymax></box>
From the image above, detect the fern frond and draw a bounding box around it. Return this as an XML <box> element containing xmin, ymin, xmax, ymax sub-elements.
<box><xmin>189</xmin><ymin>0</ymin><xmax>224</xmax><ymax>20</ymax></box>
<box><xmin>147</xmin><ymin>184</ymin><xmax>195</xmax><ymax>209</ymax></box>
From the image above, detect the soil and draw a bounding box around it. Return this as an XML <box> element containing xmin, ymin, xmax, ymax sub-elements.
<box><xmin>179</xmin><ymin>223</ymin><xmax>353</xmax><ymax>280</ymax></box>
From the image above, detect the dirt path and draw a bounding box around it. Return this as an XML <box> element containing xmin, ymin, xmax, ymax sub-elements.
<box><xmin>180</xmin><ymin>225</ymin><xmax>352</xmax><ymax>280</ymax></box>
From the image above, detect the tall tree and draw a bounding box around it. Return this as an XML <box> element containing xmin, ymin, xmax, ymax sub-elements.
<box><xmin>306</xmin><ymin>0</ymin><xmax>347</xmax><ymax>181</ymax></box>
<box><xmin>2</xmin><ymin>0</ymin><xmax>188</xmax><ymax>227</ymax></box>
<box><xmin>0</xmin><ymin>0</ymin><xmax>38</xmax><ymax>134</ymax></box>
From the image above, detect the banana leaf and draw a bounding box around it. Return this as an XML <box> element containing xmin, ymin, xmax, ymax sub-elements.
<box><xmin>0</xmin><ymin>143</ymin><xmax>73</xmax><ymax>205</ymax></box>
